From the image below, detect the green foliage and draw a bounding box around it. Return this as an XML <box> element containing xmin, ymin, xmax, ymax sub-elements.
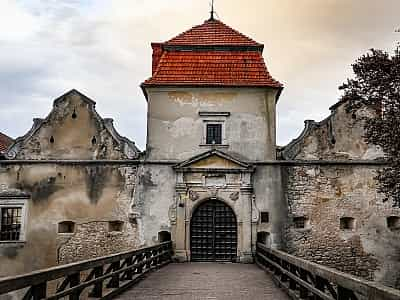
<box><xmin>340</xmin><ymin>45</ymin><xmax>400</xmax><ymax>207</ymax></box>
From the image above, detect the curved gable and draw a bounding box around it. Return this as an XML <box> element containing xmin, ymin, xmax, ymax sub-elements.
<box><xmin>6</xmin><ymin>90</ymin><xmax>140</xmax><ymax>160</ymax></box>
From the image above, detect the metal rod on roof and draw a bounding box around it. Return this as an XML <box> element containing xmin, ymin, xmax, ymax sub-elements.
<box><xmin>210</xmin><ymin>0</ymin><xmax>215</xmax><ymax>20</ymax></box>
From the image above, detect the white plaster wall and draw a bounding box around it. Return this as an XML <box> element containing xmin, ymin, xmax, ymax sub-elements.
<box><xmin>145</xmin><ymin>87</ymin><xmax>278</xmax><ymax>161</ymax></box>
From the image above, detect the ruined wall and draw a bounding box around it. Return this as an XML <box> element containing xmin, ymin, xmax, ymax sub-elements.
<box><xmin>0</xmin><ymin>90</ymin><xmax>140</xmax><ymax>278</ymax></box>
<box><xmin>6</xmin><ymin>90</ymin><xmax>139</xmax><ymax>161</ymax></box>
<box><xmin>282</xmin><ymin>102</ymin><xmax>400</xmax><ymax>288</ymax></box>
<box><xmin>58</xmin><ymin>221</ymin><xmax>136</xmax><ymax>265</ymax></box>
<box><xmin>0</xmin><ymin>163</ymin><xmax>138</xmax><ymax>277</ymax></box>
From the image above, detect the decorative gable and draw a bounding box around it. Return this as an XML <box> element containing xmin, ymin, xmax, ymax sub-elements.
<box><xmin>6</xmin><ymin>90</ymin><xmax>140</xmax><ymax>160</ymax></box>
<box><xmin>174</xmin><ymin>149</ymin><xmax>252</xmax><ymax>171</ymax></box>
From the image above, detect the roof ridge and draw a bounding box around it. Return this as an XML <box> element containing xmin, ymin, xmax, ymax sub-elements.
<box><xmin>165</xmin><ymin>18</ymin><xmax>262</xmax><ymax>47</ymax></box>
<box><xmin>211</xmin><ymin>19</ymin><xmax>260</xmax><ymax>46</ymax></box>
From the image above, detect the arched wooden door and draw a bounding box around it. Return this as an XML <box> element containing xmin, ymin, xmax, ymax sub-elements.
<box><xmin>190</xmin><ymin>200</ymin><xmax>237</xmax><ymax>262</ymax></box>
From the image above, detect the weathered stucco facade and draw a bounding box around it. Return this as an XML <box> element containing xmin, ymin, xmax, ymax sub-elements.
<box><xmin>0</xmin><ymin>16</ymin><xmax>399</xmax><ymax>292</ymax></box>
<box><xmin>0</xmin><ymin>90</ymin><xmax>140</xmax><ymax>278</ymax></box>
<box><xmin>138</xmin><ymin>87</ymin><xmax>283</xmax><ymax>262</ymax></box>
<box><xmin>281</xmin><ymin>101</ymin><xmax>400</xmax><ymax>288</ymax></box>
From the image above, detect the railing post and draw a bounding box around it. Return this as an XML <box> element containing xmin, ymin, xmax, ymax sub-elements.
<box><xmin>135</xmin><ymin>252</ymin><xmax>144</xmax><ymax>274</ymax></box>
<box><xmin>337</xmin><ymin>286</ymin><xmax>353</xmax><ymax>300</ymax></box>
<box><xmin>125</xmin><ymin>256</ymin><xmax>134</xmax><ymax>280</ymax></box>
<box><xmin>314</xmin><ymin>275</ymin><xmax>325</xmax><ymax>300</ymax></box>
<box><xmin>107</xmin><ymin>261</ymin><xmax>121</xmax><ymax>289</ymax></box>
<box><xmin>89</xmin><ymin>266</ymin><xmax>103</xmax><ymax>298</ymax></box>
<box><xmin>69</xmin><ymin>272</ymin><xmax>81</xmax><ymax>300</ymax></box>
<box><xmin>31</xmin><ymin>282</ymin><xmax>46</xmax><ymax>300</ymax></box>
<box><xmin>299</xmin><ymin>269</ymin><xmax>308</xmax><ymax>299</ymax></box>
<box><xmin>289</xmin><ymin>264</ymin><xmax>297</xmax><ymax>291</ymax></box>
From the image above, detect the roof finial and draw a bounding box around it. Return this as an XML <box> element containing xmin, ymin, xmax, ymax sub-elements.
<box><xmin>210</xmin><ymin>0</ymin><xmax>215</xmax><ymax>20</ymax></box>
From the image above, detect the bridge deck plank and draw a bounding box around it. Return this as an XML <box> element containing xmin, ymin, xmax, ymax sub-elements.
<box><xmin>115</xmin><ymin>263</ymin><xmax>290</xmax><ymax>300</ymax></box>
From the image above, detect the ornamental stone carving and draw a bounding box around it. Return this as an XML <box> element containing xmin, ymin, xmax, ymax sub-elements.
<box><xmin>209</xmin><ymin>186</ymin><xmax>218</xmax><ymax>198</ymax></box>
<box><xmin>229</xmin><ymin>191</ymin><xmax>239</xmax><ymax>201</ymax></box>
<box><xmin>189</xmin><ymin>190</ymin><xmax>200</xmax><ymax>202</ymax></box>
<box><xmin>251</xmin><ymin>195</ymin><xmax>260</xmax><ymax>223</ymax></box>
<box><xmin>168</xmin><ymin>201</ymin><xmax>177</xmax><ymax>224</ymax></box>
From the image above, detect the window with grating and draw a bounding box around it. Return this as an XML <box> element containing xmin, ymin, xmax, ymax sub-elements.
<box><xmin>0</xmin><ymin>207</ymin><xmax>22</xmax><ymax>241</ymax></box>
<box><xmin>293</xmin><ymin>216</ymin><xmax>308</xmax><ymax>229</ymax></box>
<box><xmin>206</xmin><ymin>124</ymin><xmax>222</xmax><ymax>145</ymax></box>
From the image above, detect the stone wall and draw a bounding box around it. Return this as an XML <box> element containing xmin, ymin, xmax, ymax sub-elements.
<box><xmin>0</xmin><ymin>163</ymin><xmax>139</xmax><ymax>277</ymax></box>
<box><xmin>57</xmin><ymin>221</ymin><xmax>137</xmax><ymax>264</ymax></box>
<box><xmin>282</xmin><ymin>101</ymin><xmax>400</xmax><ymax>288</ymax></box>
<box><xmin>0</xmin><ymin>90</ymin><xmax>141</xmax><ymax>278</ymax></box>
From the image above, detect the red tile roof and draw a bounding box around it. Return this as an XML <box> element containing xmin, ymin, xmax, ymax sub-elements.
<box><xmin>145</xmin><ymin>51</ymin><xmax>281</xmax><ymax>87</ymax></box>
<box><xmin>142</xmin><ymin>18</ymin><xmax>282</xmax><ymax>89</ymax></box>
<box><xmin>0</xmin><ymin>132</ymin><xmax>13</xmax><ymax>153</ymax></box>
<box><xmin>165</xmin><ymin>19</ymin><xmax>262</xmax><ymax>47</ymax></box>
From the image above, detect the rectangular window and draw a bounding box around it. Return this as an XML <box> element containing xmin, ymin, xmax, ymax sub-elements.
<box><xmin>0</xmin><ymin>207</ymin><xmax>22</xmax><ymax>241</ymax></box>
<box><xmin>261</xmin><ymin>212</ymin><xmax>269</xmax><ymax>223</ymax></box>
<box><xmin>206</xmin><ymin>124</ymin><xmax>222</xmax><ymax>145</ymax></box>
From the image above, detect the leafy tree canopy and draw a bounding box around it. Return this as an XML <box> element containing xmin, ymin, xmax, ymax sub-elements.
<box><xmin>340</xmin><ymin>45</ymin><xmax>400</xmax><ymax>206</ymax></box>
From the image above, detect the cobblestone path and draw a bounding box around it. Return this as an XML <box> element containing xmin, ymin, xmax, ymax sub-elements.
<box><xmin>115</xmin><ymin>263</ymin><xmax>290</xmax><ymax>300</ymax></box>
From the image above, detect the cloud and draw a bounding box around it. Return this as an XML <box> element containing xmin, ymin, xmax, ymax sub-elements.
<box><xmin>0</xmin><ymin>0</ymin><xmax>398</xmax><ymax>148</ymax></box>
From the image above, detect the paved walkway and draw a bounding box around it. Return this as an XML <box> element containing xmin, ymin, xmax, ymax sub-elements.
<box><xmin>115</xmin><ymin>263</ymin><xmax>290</xmax><ymax>300</ymax></box>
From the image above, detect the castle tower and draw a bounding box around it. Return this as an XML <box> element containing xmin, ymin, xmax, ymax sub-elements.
<box><xmin>138</xmin><ymin>17</ymin><xmax>284</xmax><ymax>262</ymax></box>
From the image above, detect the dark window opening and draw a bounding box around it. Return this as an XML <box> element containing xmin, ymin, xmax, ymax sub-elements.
<box><xmin>58</xmin><ymin>221</ymin><xmax>75</xmax><ymax>234</ymax></box>
<box><xmin>206</xmin><ymin>124</ymin><xmax>222</xmax><ymax>145</ymax></box>
<box><xmin>261</xmin><ymin>212</ymin><xmax>269</xmax><ymax>223</ymax></box>
<box><xmin>91</xmin><ymin>136</ymin><xmax>97</xmax><ymax>145</ymax></box>
<box><xmin>293</xmin><ymin>216</ymin><xmax>308</xmax><ymax>229</ymax></box>
<box><xmin>387</xmin><ymin>216</ymin><xmax>400</xmax><ymax>231</ymax></box>
<box><xmin>72</xmin><ymin>109</ymin><xmax>77</xmax><ymax>119</ymax></box>
<box><xmin>0</xmin><ymin>207</ymin><xmax>22</xmax><ymax>241</ymax></box>
<box><xmin>340</xmin><ymin>217</ymin><xmax>355</xmax><ymax>230</ymax></box>
<box><xmin>158</xmin><ymin>231</ymin><xmax>171</xmax><ymax>242</ymax></box>
<box><xmin>109</xmin><ymin>221</ymin><xmax>124</xmax><ymax>232</ymax></box>
<box><xmin>257</xmin><ymin>231</ymin><xmax>271</xmax><ymax>247</ymax></box>
<box><xmin>50</xmin><ymin>136</ymin><xmax>55</xmax><ymax>144</ymax></box>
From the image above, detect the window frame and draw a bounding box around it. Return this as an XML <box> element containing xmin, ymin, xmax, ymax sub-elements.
<box><xmin>201</xmin><ymin>119</ymin><xmax>228</xmax><ymax>147</ymax></box>
<box><xmin>0</xmin><ymin>198</ymin><xmax>28</xmax><ymax>243</ymax></box>
<box><xmin>206</xmin><ymin>123</ymin><xmax>223</xmax><ymax>145</ymax></box>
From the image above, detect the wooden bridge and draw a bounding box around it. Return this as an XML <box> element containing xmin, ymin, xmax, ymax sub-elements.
<box><xmin>0</xmin><ymin>241</ymin><xmax>399</xmax><ymax>300</ymax></box>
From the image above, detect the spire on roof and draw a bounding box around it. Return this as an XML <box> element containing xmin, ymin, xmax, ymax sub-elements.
<box><xmin>210</xmin><ymin>0</ymin><xmax>215</xmax><ymax>20</ymax></box>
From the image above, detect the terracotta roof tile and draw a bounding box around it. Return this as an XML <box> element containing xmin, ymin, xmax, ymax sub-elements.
<box><xmin>144</xmin><ymin>51</ymin><xmax>282</xmax><ymax>87</ymax></box>
<box><xmin>143</xmin><ymin>18</ymin><xmax>282</xmax><ymax>89</ymax></box>
<box><xmin>0</xmin><ymin>132</ymin><xmax>13</xmax><ymax>153</ymax></box>
<box><xmin>165</xmin><ymin>19</ymin><xmax>261</xmax><ymax>46</ymax></box>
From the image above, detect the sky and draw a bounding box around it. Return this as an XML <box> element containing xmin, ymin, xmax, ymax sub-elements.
<box><xmin>0</xmin><ymin>0</ymin><xmax>399</xmax><ymax>149</ymax></box>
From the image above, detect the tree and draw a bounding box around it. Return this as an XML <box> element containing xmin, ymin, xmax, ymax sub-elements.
<box><xmin>339</xmin><ymin>45</ymin><xmax>400</xmax><ymax>207</ymax></box>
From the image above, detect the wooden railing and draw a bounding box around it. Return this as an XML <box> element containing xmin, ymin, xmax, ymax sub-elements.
<box><xmin>256</xmin><ymin>243</ymin><xmax>400</xmax><ymax>300</ymax></box>
<box><xmin>0</xmin><ymin>241</ymin><xmax>172</xmax><ymax>299</ymax></box>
